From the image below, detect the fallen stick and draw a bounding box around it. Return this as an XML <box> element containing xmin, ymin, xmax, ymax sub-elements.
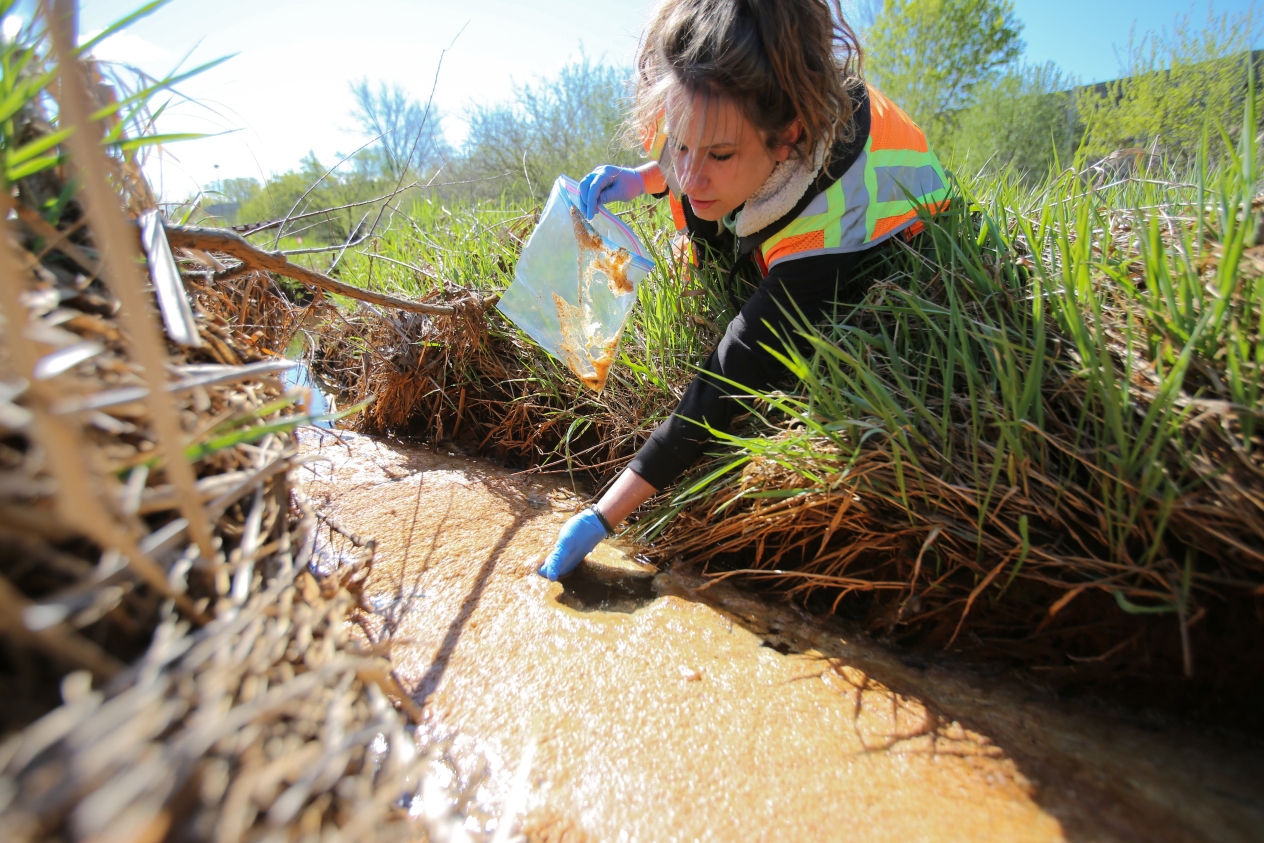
<box><xmin>161</xmin><ymin>224</ymin><xmax>457</xmax><ymax>316</ymax></box>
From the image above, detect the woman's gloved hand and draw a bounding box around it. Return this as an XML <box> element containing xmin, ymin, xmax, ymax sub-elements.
<box><xmin>577</xmin><ymin>165</ymin><xmax>645</xmax><ymax>220</ymax></box>
<box><xmin>537</xmin><ymin>508</ymin><xmax>611</xmax><ymax>581</ymax></box>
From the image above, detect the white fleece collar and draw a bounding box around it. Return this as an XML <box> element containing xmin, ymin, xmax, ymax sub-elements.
<box><xmin>735</xmin><ymin>140</ymin><xmax>827</xmax><ymax>237</ymax></box>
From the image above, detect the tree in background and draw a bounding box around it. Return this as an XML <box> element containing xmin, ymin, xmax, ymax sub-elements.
<box><xmin>948</xmin><ymin>62</ymin><xmax>1077</xmax><ymax>177</ymax></box>
<box><xmin>215</xmin><ymin>177</ymin><xmax>261</xmax><ymax>207</ymax></box>
<box><xmin>236</xmin><ymin>153</ymin><xmax>388</xmax><ymax>243</ymax></box>
<box><xmin>456</xmin><ymin>55</ymin><xmax>637</xmax><ymax>201</ymax></box>
<box><xmin>1076</xmin><ymin>5</ymin><xmax>1263</xmax><ymax>158</ymax></box>
<box><xmin>348</xmin><ymin>79</ymin><xmax>450</xmax><ymax>180</ymax></box>
<box><xmin>865</xmin><ymin>0</ymin><xmax>1023</xmax><ymax>142</ymax></box>
<box><xmin>203</xmin><ymin>57</ymin><xmax>636</xmax><ymax>239</ymax></box>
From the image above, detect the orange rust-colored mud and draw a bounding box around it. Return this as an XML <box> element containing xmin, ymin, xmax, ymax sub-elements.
<box><xmin>298</xmin><ymin>429</ymin><xmax>1264</xmax><ymax>843</ymax></box>
<box><xmin>552</xmin><ymin>291</ymin><xmax>618</xmax><ymax>392</ymax></box>
<box><xmin>588</xmin><ymin>248</ymin><xmax>633</xmax><ymax>296</ymax></box>
<box><xmin>571</xmin><ymin>206</ymin><xmax>635</xmax><ymax>296</ymax></box>
<box><xmin>551</xmin><ymin>291</ymin><xmax>593</xmax><ymax>387</ymax></box>
<box><xmin>583</xmin><ymin>349</ymin><xmax>614</xmax><ymax>393</ymax></box>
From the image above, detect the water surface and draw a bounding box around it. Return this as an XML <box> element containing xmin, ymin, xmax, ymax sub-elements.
<box><xmin>297</xmin><ymin>428</ymin><xmax>1264</xmax><ymax>842</ymax></box>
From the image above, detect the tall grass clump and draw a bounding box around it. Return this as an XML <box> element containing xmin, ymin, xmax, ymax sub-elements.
<box><xmin>641</xmin><ymin>113</ymin><xmax>1263</xmax><ymax>682</ymax></box>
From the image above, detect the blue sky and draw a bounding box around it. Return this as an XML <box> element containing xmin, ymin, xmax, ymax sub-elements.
<box><xmin>1014</xmin><ymin>0</ymin><xmax>1259</xmax><ymax>82</ymax></box>
<box><xmin>4</xmin><ymin>0</ymin><xmax>1258</xmax><ymax>196</ymax></box>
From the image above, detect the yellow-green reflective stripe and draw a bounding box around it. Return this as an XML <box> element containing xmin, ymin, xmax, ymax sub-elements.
<box><xmin>863</xmin><ymin>146</ymin><xmax>881</xmax><ymax>241</ymax></box>
<box><xmin>824</xmin><ymin>179</ymin><xmax>843</xmax><ymax>249</ymax></box>
<box><xmin>864</xmin><ymin>148</ymin><xmax>947</xmax><ymax>236</ymax></box>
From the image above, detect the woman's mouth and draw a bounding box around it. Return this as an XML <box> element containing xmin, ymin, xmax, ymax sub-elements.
<box><xmin>690</xmin><ymin>198</ymin><xmax>717</xmax><ymax>211</ymax></box>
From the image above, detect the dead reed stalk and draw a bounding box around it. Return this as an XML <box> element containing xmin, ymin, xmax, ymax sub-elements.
<box><xmin>0</xmin><ymin>5</ymin><xmax>492</xmax><ymax>839</ymax></box>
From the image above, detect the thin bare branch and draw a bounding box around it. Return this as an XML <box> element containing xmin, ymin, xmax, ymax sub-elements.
<box><xmin>162</xmin><ymin>224</ymin><xmax>457</xmax><ymax>315</ymax></box>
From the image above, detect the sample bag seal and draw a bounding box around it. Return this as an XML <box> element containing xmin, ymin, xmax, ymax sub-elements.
<box><xmin>497</xmin><ymin>175</ymin><xmax>655</xmax><ymax>392</ymax></box>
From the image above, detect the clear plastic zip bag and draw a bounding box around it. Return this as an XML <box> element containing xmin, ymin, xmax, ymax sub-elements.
<box><xmin>497</xmin><ymin>175</ymin><xmax>655</xmax><ymax>392</ymax></box>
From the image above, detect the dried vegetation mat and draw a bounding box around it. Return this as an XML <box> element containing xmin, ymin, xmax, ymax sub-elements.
<box><xmin>313</xmin><ymin>287</ymin><xmax>677</xmax><ymax>483</ymax></box>
<box><xmin>0</xmin><ymin>7</ymin><xmax>493</xmax><ymax>841</ymax></box>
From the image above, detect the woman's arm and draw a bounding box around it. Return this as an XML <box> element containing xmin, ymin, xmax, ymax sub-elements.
<box><xmin>595</xmin><ymin>468</ymin><xmax>658</xmax><ymax>528</ymax></box>
<box><xmin>628</xmin><ymin>251</ymin><xmax>879</xmax><ymax>491</ymax></box>
<box><xmin>636</xmin><ymin>161</ymin><xmax>667</xmax><ymax>196</ymax></box>
<box><xmin>537</xmin><ymin>468</ymin><xmax>656</xmax><ymax>580</ymax></box>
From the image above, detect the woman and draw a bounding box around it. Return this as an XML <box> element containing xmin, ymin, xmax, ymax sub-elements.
<box><xmin>539</xmin><ymin>0</ymin><xmax>948</xmax><ymax>580</ymax></box>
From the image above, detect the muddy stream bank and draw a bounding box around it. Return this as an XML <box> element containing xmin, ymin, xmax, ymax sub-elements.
<box><xmin>296</xmin><ymin>428</ymin><xmax>1264</xmax><ymax>842</ymax></box>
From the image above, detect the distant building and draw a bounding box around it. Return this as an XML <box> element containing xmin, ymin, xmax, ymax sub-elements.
<box><xmin>203</xmin><ymin>202</ymin><xmax>240</xmax><ymax>221</ymax></box>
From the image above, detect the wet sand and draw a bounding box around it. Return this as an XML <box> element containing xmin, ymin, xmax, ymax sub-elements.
<box><xmin>298</xmin><ymin>429</ymin><xmax>1264</xmax><ymax>842</ymax></box>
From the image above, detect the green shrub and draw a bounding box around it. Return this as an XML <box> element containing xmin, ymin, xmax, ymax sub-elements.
<box><xmin>866</xmin><ymin>0</ymin><xmax>1023</xmax><ymax>143</ymax></box>
<box><xmin>944</xmin><ymin>62</ymin><xmax>1077</xmax><ymax>179</ymax></box>
<box><xmin>234</xmin><ymin>153</ymin><xmax>405</xmax><ymax>243</ymax></box>
<box><xmin>1076</xmin><ymin>5</ymin><xmax>1263</xmax><ymax>157</ymax></box>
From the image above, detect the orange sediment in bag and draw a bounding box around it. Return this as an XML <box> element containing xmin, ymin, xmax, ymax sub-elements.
<box><xmin>552</xmin><ymin>291</ymin><xmax>620</xmax><ymax>393</ymax></box>
<box><xmin>572</xmin><ymin>207</ymin><xmax>635</xmax><ymax>296</ymax></box>
<box><xmin>498</xmin><ymin>176</ymin><xmax>655</xmax><ymax>392</ymax></box>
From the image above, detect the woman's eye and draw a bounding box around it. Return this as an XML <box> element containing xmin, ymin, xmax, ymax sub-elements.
<box><xmin>710</xmin><ymin>152</ymin><xmax>733</xmax><ymax>162</ymax></box>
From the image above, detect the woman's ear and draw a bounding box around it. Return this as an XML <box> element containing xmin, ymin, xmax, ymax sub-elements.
<box><xmin>773</xmin><ymin>119</ymin><xmax>804</xmax><ymax>162</ymax></box>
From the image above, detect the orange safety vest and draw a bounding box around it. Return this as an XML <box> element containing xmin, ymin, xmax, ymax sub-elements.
<box><xmin>647</xmin><ymin>87</ymin><xmax>949</xmax><ymax>275</ymax></box>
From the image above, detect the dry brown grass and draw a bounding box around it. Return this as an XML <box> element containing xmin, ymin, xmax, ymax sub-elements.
<box><xmin>313</xmin><ymin>289</ymin><xmax>677</xmax><ymax>486</ymax></box>
<box><xmin>0</xmin><ymin>11</ymin><xmax>490</xmax><ymax>840</ymax></box>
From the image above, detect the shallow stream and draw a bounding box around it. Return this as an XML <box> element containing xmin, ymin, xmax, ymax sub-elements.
<box><xmin>297</xmin><ymin>428</ymin><xmax>1264</xmax><ymax>842</ymax></box>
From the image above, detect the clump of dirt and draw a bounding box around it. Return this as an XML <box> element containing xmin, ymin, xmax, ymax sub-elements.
<box><xmin>308</xmin><ymin>278</ymin><xmax>672</xmax><ymax>480</ymax></box>
<box><xmin>551</xmin><ymin>292</ymin><xmax>621</xmax><ymax>393</ymax></box>
<box><xmin>653</xmin><ymin>416</ymin><xmax>1264</xmax><ymax>731</ymax></box>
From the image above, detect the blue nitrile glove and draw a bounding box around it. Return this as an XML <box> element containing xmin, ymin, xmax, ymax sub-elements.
<box><xmin>577</xmin><ymin>165</ymin><xmax>646</xmax><ymax>220</ymax></box>
<box><xmin>537</xmin><ymin>508</ymin><xmax>611</xmax><ymax>580</ymax></box>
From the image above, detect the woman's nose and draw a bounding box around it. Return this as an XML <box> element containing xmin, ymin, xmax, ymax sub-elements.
<box><xmin>676</xmin><ymin>155</ymin><xmax>707</xmax><ymax>194</ymax></box>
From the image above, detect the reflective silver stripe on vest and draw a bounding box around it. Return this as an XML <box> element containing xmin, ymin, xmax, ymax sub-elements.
<box><xmin>836</xmin><ymin>149</ymin><xmax>871</xmax><ymax>251</ymax></box>
<box><xmin>875</xmin><ymin>165</ymin><xmax>945</xmax><ymax>204</ymax></box>
<box><xmin>799</xmin><ymin>189</ymin><xmax>830</xmax><ymax>218</ymax></box>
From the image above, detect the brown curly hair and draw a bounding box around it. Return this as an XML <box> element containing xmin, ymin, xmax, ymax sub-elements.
<box><xmin>632</xmin><ymin>0</ymin><xmax>865</xmax><ymax>161</ymax></box>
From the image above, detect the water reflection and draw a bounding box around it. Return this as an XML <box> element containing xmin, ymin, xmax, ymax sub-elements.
<box><xmin>284</xmin><ymin>334</ymin><xmax>333</xmax><ymax>427</ymax></box>
<box><xmin>555</xmin><ymin>563</ymin><xmax>657</xmax><ymax>614</ymax></box>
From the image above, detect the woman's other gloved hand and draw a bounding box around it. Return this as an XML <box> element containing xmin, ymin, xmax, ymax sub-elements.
<box><xmin>577</xmin><ymin>165</ymin><xmax>645</xmax><ymax>220</ymax></box>
<box><xmin>537</xmin><ymin>508</ymin><xmax>611</xmax><ymax>581</ymax></box>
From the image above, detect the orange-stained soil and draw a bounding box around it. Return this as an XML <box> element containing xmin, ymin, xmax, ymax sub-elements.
<box><xmin>571</xmin><ymin>206</ymin><xmax>635</xmax><ymax>296</ymax></box>
<box><xmin>552</xmin><ymin>292</ymin><xmax>618</xmax><ymax>393</ymax></box>
<box><xmin>298</xmin><ymin>429</ymin><xmax>1264</xmax><ymax>843</ymax></box>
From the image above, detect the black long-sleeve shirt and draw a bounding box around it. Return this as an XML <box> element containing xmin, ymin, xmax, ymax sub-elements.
<box><xmin>626</xmin><ymin>249</ymin><xmax>887</xmax><ymax>489</ymax></box>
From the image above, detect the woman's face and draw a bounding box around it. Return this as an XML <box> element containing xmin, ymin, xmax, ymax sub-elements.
<box><xmin>669</xmin><ymin>92</ymin><xmax>795</xmax><ymax>222</ymax></box>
